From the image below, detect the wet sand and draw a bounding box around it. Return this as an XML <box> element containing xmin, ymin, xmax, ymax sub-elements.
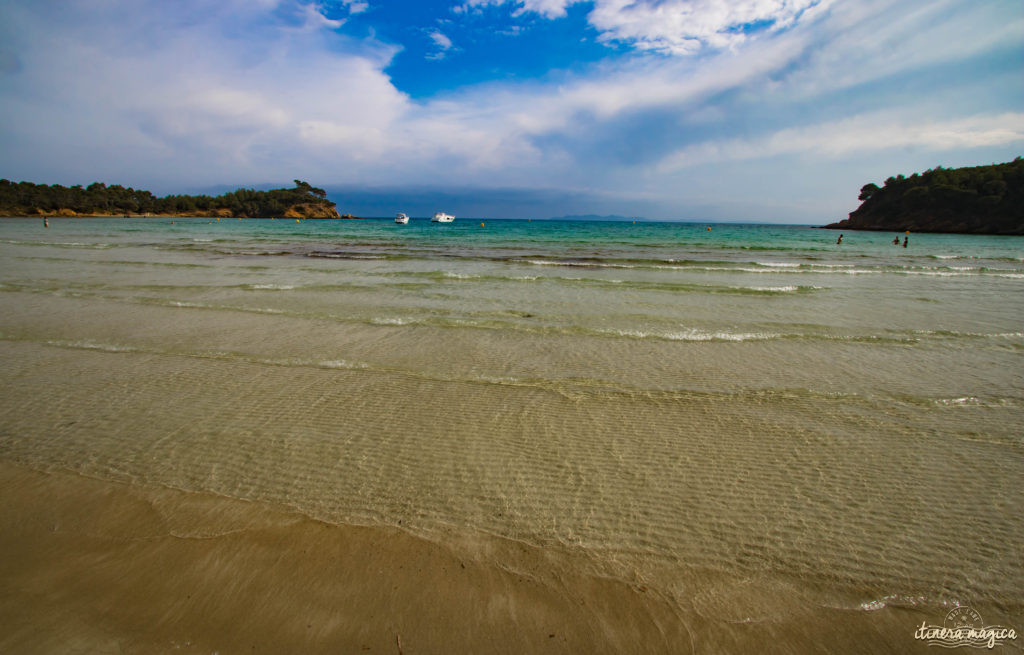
<box><xmin>0</xmin><ymin>461</ymin><xmax>938</xmax><ymax>654</ymax></box>
<box><xmin>0</xmin><ymin>461</ymin><xmax>690</xmax><ymax>654</ymax></box>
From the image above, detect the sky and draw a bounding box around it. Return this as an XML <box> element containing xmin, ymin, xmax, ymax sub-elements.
<box><xmin>0</xmin><ymin>0</ymin><xmax>1021</xmax><ymax>222</ymax></box>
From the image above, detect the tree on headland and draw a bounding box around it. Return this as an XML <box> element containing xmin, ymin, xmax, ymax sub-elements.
<box><xmin>294</xmin><ymin>179</ymin><xmax>327</xmax><ymax>199</ymax></box>
<box><xmin>858</xmin><ymin>183</ymin><xmax>879</xmax><ymax>201</ymax></box>
<box><xmin>825</xmin><ymin>158</ymin><xmax>1024</xmax><ymax>235</ymax></box>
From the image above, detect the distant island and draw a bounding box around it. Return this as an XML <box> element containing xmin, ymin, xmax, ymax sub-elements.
<box><xmin>0</xmin><ymin>179</ymin><xmax>348</xmax><ymax>219</ymax></box>
<box><xmin>548</xmin><ymin>214</ymin><xmax>649</xmax><ymax>222</ymax></box>
<box><xmin>824</xmin><ymin>158</ymin><xmax>1023</xmax><ymax>235</ymax></box>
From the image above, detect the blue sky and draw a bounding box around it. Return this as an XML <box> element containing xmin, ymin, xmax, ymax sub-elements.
<box><xmin>0</xmin><ymin>0</ymin><xmax>1021</xmax><ymax>222</ymax></box>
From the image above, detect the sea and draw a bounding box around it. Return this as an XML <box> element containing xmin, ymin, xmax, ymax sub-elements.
<box><xmin>1</xmin><ymin>216</ymin><xmax>1022</xmax><ymax>650</ymax></box>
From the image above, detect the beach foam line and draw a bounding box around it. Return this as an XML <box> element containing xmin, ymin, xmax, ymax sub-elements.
<box><xmin>22</xmin><ymin>336</ymin><xmax>372</xmax><ymax>372</ymax></box>
<box><xmin>379</xmin><ymin>270</ymin><xmax>823</xmax><ymax>294</ymax></box>
<box><xmin>0</xmin><ymin>239</ymin><xmax>115</xmax><ymax>249</ymax></box>
<box><xmin>13</xmin><ymin>255</ymin><xmax>210</xmax><ymax>269</ymax></box>
<box><xmin>13</xmin><ymin>333</ymin><xmax>1011</xmax><ymax>408</ymax></box>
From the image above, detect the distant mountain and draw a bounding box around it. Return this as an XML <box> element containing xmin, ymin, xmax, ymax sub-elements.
<box><xmin>547</xmin><ymin>214</ymin><xmax>649</xmax><ymax>222</ymax></box>
<box><xmin>824</xmin><ymin>158</ymin><xmax>1024</xmax><ymax>235</ymax></box>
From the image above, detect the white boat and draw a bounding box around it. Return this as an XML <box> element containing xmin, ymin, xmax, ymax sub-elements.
<box><xmin>395</xmin><ymin>212</ymin><xmax>409</xmax><ymax>224</ymax></box>
<box><xmin>431</xmin><ymin>212</ymin><xmax>454</xmax><ymax>223</ymax></box>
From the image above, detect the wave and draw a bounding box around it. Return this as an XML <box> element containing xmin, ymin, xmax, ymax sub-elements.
<box><xmin>134</xmin><ymin>238</ymin><xmax>1024</xmax><ymax>277</ymax></box>
<box><xmin>508</xmin><ymin>258</ymin><xmax>1024</xmax><ymax>277</ymax></box>
<box><xmin>384</xmin><ymin>270</ymin><xmax>821</xmax><ymax>294</ymax></box>
<box><xmin>927</xmin><ymin>254</ymin><xmax>1024</xmax><ymax>263</ymax></box>
<box><xmin>10</xmin><ymin>334</ymin><xmax>1021</xmax><ymax>413</ymax></box>
<box><xmin>6</xmin><ymin>280</ymin><xmax>1023</xmax><ymax>349</ymax></box>
<box><xmin>13</xmin><ymin>255</ymin><xmax>210</xmax><ymax>269</ymax></box>
<box><xmin>828</xmin><ymin>594</ymin><xmax>959</xmax><ymax>612</ymax></box>
<box><xmin>0</xmin><ymin>239</ymin><xmax>114</xmax><ymax>249</ymax></box>
<box><xmin>2</xmin><ymin>335</ymin><xmax>1015</xmax><ymax>407</ymax></box>
<box><xmin>307</xmin><ymin>252</ymin><xmax>388</xmax><ymax>260</ymax></box>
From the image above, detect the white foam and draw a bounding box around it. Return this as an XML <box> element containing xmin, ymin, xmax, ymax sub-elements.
<box><xmin>605</xmin><ymin>328</ymin><xmax>777</xmax><ymax>342</ymax></box>
<box><xmin>318</xmin><ymin>359</ymin><xmax>368</xmax><ymax>370</ymax></box>
<box><xmin>520</xmin><ymin>259</ymin><xmax>635</xmax><ymax>269</ymax></box>
<box><xmin>936</xmin><ymin>397</ymin><xmax>982</xmax><ymax>406</ymax></box>
<box><xmin>46</xmin><ymin>339</ymin><xmax>136</xmax><ymax>353</ymax></box>
<box><xmin>856</xmin><ymin>594</ymin><xmax>934</xmax><ymax>612</ymax></box>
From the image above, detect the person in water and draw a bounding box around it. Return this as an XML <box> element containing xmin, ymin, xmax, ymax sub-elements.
<box><xmin>43</xmin><ymin>217</ymin><xmax>49</xmax><ymax>228</ymax></box>
<box><xmin>836</xmin><ymin>234</ymin><xmax>843</xmax><ymax>244</ymax></box>
<box><xmin>903</xmin><ymin>236</ymin><xmax>908</xmax><ymax>248</ymax></box>
<box><xmin>893</xmin><ymin>236</ymin><xmax>900</xmax><ymax>245</ymax></box>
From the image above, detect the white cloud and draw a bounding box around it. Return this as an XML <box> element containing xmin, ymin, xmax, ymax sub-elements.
<box><xmin>342</xmin><ymin>0</ymin><xmax>369</xmax><ymax>14</ymax></box>
<box><xmin>455</xmin><ymin>0</ymin><xmax>576</xmax><ymax>19</ymax></box>
<box><xmin>454</xmin><ymin>0</ymin><xmax>826</xmax><ymax>54</ymax></box>
<box><xmin>425</xmin><ymin>29</ymin><xmax>456</xmax><ymax>60</ymax></box>
<box><xmin>429</xmin><ymin>29</ymin><xmax>454</xmax><ymax>50</ymax></box>
<box><xmin>0</xmin><ymin>0</ymin><xmax>409</xmax><ymax>186</ymax></box>
<box><xmin>516</xmin><ymin>0</ymin><xmax>576</xmax><ymax>18</ymax></box>
<box><xmin>589</xmin><ymin>0</ymin><xmax>826</xmax><ymax>55</ymax></box>
<box><xmin>657</xmin><ymin>113</ymin><xmax>1024</xmax><ymax>170</ymax></box>
<box><xmin>298</xmin><ymin>2</ymin><xmax>346</xmax><ymax>30</ymax></box>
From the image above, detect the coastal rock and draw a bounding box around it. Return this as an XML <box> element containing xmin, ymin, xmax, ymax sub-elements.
<box><xmin>283</xmin><ymin>204</ymin><xmax>343</xmax><ymax>219</ymax></box>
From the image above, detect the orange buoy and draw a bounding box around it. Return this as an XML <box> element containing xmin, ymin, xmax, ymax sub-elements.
<box><xmin>480</xmin><ymin>222</ymin><xmax>485</xmax><ymax>227</ymax></box>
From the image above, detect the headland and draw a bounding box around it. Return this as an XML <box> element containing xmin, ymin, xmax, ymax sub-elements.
<box><xmin>824</xmin><ymin>158</ymin><xmax>1023</xmax><ymax>234</ymax></box>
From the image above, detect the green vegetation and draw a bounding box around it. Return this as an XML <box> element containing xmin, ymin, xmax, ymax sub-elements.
<box><xmin>0</xmin><ymin>179</ymin><xmax>342</xmax><ymax>218</ymax></box>
<box><xmin>826</xmin><ymin>158</ymin><xmax>1024</xmax><ymax>234</ymax></box>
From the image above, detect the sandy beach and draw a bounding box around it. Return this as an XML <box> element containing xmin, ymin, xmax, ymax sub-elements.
<box><xmin>0</xmin><ymin>461</ymin><xmax>934</xmax><ymax>654</ymax></box>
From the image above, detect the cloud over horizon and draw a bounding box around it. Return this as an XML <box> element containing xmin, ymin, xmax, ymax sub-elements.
<box><xmin>0</xmin><ymin>0</ymin><xmax>1021</xmax><ymax>221</ymax></box>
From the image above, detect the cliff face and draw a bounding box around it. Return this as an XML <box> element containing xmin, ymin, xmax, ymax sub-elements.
<box><xmin>825</xmin><ymin>158</ymin><xmax>1024</xmax><ymax>235</ymax></box>
<box><xmin>283</xmin><ymin>204</ymin><xmax>343</xmax><ymax>219</ymax></box>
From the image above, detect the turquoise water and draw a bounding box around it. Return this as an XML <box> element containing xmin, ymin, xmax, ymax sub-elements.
<box><xmin>1</xmin><ymin>216</ymin><xmax>1022</xmax><ymax>647</ymax></box>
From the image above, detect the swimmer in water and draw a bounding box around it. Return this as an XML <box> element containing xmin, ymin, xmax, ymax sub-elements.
<box><xmin>836</xmin><ymin>234</ymin><xmax>843</xmax><ymax>245</ymax></box>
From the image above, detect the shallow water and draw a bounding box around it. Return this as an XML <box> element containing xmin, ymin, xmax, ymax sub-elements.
<box><xmin>1</xmin><ymin>216</ymin><xmax>1021</xmax><ymax>648</ymax></box>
